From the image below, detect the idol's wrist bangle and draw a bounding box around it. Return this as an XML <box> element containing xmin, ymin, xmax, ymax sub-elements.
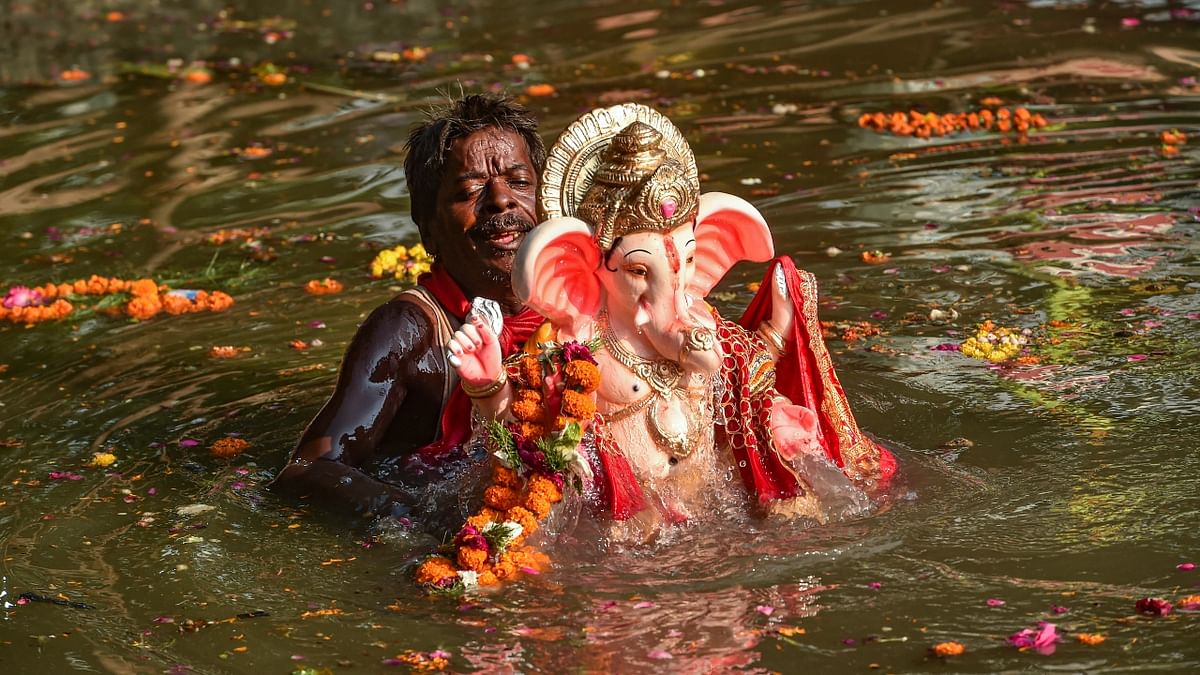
<box><xmin>757</xmin><ymin>322</ymin><xmax>787</xmax><ymax>354</ymax></box>
<box><xmin>461</xmin><ymin>370</ymin><xmax>507</xmax><ymax>399</ymax></box>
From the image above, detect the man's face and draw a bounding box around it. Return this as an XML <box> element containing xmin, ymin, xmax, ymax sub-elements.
<box><xmin>429</xmin><ymin>127</ymin><xmax>538</xmax><ymax>301</ymax></box>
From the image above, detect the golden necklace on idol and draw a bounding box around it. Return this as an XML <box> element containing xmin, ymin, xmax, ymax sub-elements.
<box><xmin>596</xmin><ymin>308</ymin><xmax>715</xmax><ymax>461</ymax></box>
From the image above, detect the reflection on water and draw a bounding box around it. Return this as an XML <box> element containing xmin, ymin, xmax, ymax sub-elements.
<box><xmin>2</xmin><ymin>0</ymin><xmax>1199</xmax><ymax>671</ymax></box>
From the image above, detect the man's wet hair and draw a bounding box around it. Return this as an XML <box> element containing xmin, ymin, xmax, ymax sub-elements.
<box><xmin>404</xmin><ymin>93</ymin><xmax>546</xmax><ymax>233</ymax></box>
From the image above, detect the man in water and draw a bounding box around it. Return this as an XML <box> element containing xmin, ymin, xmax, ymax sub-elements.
<box><xmin>271</xmin><ymin>94</ymin><xmax>546</xmax><ymax>522</ymax></box>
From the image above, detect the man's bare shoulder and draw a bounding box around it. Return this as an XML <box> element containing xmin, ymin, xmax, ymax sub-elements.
<box><xmin>342</xmin><ymin>292</ymin><xmax>441</xmax><ymax>365</ymax></box>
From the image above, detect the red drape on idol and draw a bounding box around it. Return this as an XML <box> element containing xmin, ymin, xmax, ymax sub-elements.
<box><xmin>738</xmin><ymin>256</ymin><xmax>897</xmax><ymax>490</ymax></box>
<box><xmin>413</xmin><ymin>265</ymin><xmax>543</xmax><ymax>463</ymax></box>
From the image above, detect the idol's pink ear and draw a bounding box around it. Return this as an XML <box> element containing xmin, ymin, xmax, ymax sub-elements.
<box><xmin>688</xmin><ymin>192</ymin><xmax>775</xmax><ymax>299</ymax></box>
<box><xmin>513</xmin><ymin>217</ymin><xmax>602</xmax><ymax>336</ymax></box>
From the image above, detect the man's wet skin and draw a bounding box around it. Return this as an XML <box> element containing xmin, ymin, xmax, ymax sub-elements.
<box><xmin>271</xmin><ymin>127</ymin><xmax>538</xmax><ymax>519</ymax></box>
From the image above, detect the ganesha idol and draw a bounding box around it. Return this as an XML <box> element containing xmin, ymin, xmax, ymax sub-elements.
<box><xmin>449</xmin><ymin>103</ymin><xmax>896</xmax><ymax>537</ymax></box>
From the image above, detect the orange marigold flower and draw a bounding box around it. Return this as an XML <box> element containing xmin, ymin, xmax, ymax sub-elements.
<box><xmin>493</xmin><ymin>557</ymin><xmax>517</xmax><ymax>579</ymax></box>
<box><xmin>260</xmin><ymin>71</ymin><xmax>287</xmax><ymax>86</ymax></box>
<box><xmin>1076</xmin><ymin>633</ymin><xmax>1106</xmax><ymax>645</ymax></box>
<box><xmin>466</xmin><ymin>513</ymin><xmax>496</xmax><ymax>530</ymax></box>
<box><xmin>492</xmin><ymin>464</ymin><xmax>520</xmax><ymax>488</ymax></box>
<box><xmin>478</xmin><ymin>571</ymin><xmax>500</xmax><ymax>586</ymax></box>
<box><xmin>130</xmin><ymin>278</ymin><xmax>158</xmax><ymax>298</ymax></box>
<box><xmin>162</xmin><ymin>293</ymin><xmax>193</xmax><ymax>315</ymax></box>
<box><xmin>525</xmin><ymin>494</ymin><xmax>552</xmax><ymax>519</ymax></box>
<box><xmin>525</xmin><ymin>83</ymin><xmax>556</xmax><ymax>97</ymax></box>
<box><xmin>860</xmin><ymin>250</ymin><xmax>890</xmax><ymax>264</ymax></box>
<box><xmin>517</xmin><ymin>422</ymin><xmax>546</xmax><ymax>439</ymax></box>
<box><xmin>126</xmin><ymin>295</ymin><xmax>162</xmax><ymax>320</ymax></box>
<box><xmin>515</xmin><ymin>355</ymin><xmax>543</xmax><ymax>387</ymax></box>
<box><xmin>483</xmin><ymin>485</ymin><xmax>519</xmax><ymax>511</ymax></box>
<box><xmin>210</xmin><ymin>437</ymin><xmax>250</xmax><ymax>458</ymax></box>
<box><xmin>560</xmin><ymin>390</ymin><xmax>595</xmax><ymax>420</ymax></box>
<box><xmin>511</xmin><ymin>398</ymin><xmax>543</xmax><ymax>423</ymax></box>
<box><xmin>209</xmin><ymin>346</ymin><xmax>240</xmax><ymax>359</ymax></box>
<box><xmin>551</xmin><ymin>415</ymin><xmax>571</xmax><ymax>432</ymax></box>
<box><xmin>528</xmin><ymin>474</ymin><xmax>563</xmax><ymax>503</ymax></box>
<box><xmin>414</xmin><ymin>556</ymin><xmax>457</xmax><ymax>586</ymax></box>
<box><xmin>456</xmin><ymin>546</ymin><xmax>488</xmax><ymax>572</ymax></box>
<box><xmin>505</xmin><ymin>506</ymin><xmax>538</xmax><ymax>537</ymax></box>
<box><xmin>563</xmin><ymin>360</ymin><xmax>600</xmax><ymax>393</ymax></box>
<box><xmin>205</xmin><ymin>290</ymin><xmax>234</xmax><ymax>311</ymax></box>
<box><xmin>304</xmin><ymin>278</ymin><xmax>343</xmax><ymax>295</ymax></box>
<box><xmin>477</xmin><ymin>507</ymin><xmax>502</xmax><ymax>521</ymax></box>
<box><xmin>932</xmin><ymin>642</ymin><xmax>965</xmax><ymax>656</ymax></box>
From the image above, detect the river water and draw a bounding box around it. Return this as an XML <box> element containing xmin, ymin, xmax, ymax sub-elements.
<box><xmin>2</xmin><ymin>0</ymin><xmax>1198</xmax><ymax>672</ymax></box>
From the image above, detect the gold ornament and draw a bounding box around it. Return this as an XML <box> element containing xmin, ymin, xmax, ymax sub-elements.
<box><xmin>539</xmin><ymin>103</ymin><xmax>700</xmax><ymax>251</ymax></box>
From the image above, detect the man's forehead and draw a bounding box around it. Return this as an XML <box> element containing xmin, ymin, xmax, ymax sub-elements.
<box><xmin>447</xmin><ymin>127</ymin><xmax>530</xmax><ymax>170</ymax></box>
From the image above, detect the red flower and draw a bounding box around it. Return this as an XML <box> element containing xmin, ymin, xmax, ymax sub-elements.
<box><xmin>1135</xmin><ymin>597</ymin><xmax>1172</xmax><ymax>616</ymax></box>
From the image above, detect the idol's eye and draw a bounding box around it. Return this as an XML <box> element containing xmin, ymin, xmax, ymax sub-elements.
<box><xmin>686</xmin><ymin>255</ymin><xmax>695</xmax><ymax>264</ymax></box>
<box><xmin>624</xmin><ymin>264</ymin><xmax>648</xmax><ymax>278</ymax></box>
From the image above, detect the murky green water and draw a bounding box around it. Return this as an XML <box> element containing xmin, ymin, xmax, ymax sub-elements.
<box><xmin>2</xmin><ymin>0</ymin><xmax>1199</xmax><ymax>672</ymax></box>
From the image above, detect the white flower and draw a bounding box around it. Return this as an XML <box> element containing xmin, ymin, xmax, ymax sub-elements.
<box><xmin>482</xmin><ymin>520</ymin><xmax>523</xmax><ymax>551</ymax></box>
<box><xmin>456</xmin><ymin>570</ymin><xmax>479</xmax><ymax>589</ymax></box>
<box><xmin>492</xmin><ymin>448</ymin><xmax>516</xmax><ymax>469</ymax></box>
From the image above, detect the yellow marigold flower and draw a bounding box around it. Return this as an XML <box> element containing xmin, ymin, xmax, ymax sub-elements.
<box><xmin>1076</xmin><ymin>633</ymin><xmax>1105</xmax><ymax>645</ymax></box>
<box><xmin>90</xmin><ymin>451</ymin><xmax>117</xmax><ymax>467</ymax></box>
<box><xmin>932</xmin><ymin>642</ymin><xmax>965</xmax><ymax>656</ymax></box>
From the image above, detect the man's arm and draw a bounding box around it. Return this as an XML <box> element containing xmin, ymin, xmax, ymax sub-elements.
<box><xmin>271</xmin><ymin>300</ymin><xmax>437</xmax><ymax>519</ymax></box>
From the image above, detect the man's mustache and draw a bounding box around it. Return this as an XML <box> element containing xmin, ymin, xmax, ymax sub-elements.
<box><xmin>471</xmin><ymin>212</ymin><xmax>533</xmax><ymax>240</ymax></box>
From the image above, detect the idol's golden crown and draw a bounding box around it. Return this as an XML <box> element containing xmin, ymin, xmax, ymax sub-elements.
<box><xmin>575</xmin><ymin>122</ymin><xmax>698</xmax><ymax>250</ymax></box>
<box><xmin>537</xmin><ymin>103</ymin><xmax>701</xmax><ymax>251</ymax></box>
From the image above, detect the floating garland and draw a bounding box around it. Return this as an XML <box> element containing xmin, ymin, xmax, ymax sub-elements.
<box><xmin>414</xmin><ymin>337</ymin><xmax>601</xmax><ymax>593</ymax></box>
<box><xmin>959</xmin><ymin>320</ymin><xmax>1031</xmax><ymax>363</ymax></box>
<box><xmin>0</xmin><ymin>276</ymin><xmax>233</xmax><ymax>325</ymax></box>
<box><xmin>369</xmin><ymin>244</ymin><xmax>433</xmax><ymax>283</ymax></box>
<box><xmin>859</xmin><ymin>106</ymin><xmax>1049</xmax><ymax>139</ymax></box>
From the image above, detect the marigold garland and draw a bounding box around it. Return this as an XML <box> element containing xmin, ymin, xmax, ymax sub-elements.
<box><xmin>413</xmin><ymin>333</ymin><xmax>600</xmax><ymax>594</ymax></box>
<box><xmin>859</xmin><ymin>106</ymin><xmax>1050</xmax><ymax>139</ymax></box>
<box><xmin>369</xmin><ymin>244</ymin><xmax>433</xmax><ymax>283</ymax></box>
<box><xmin>1</xmin><ymin>276</ymin><xmax>233</xmax><ymax>325</ymax></box>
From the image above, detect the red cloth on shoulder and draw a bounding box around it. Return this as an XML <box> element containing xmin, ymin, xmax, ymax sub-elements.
<box><xmin>738</xmin><ymin>256</ymin><xmax>896</xmax><ymax>487</ymax></box>
<box><xmin>414</xmin><ymin>265</ymin><xmax>544</xmax><ymax>463</ymax></box>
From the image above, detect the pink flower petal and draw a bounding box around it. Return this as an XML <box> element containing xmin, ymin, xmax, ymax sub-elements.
<box><xmin>867</xmin><ymin>581</ymin><xmax>883</xmax><ymax>589</ymax></box>
<box><xmin>1127</xmin><ymin>354</ymin><xmax>1148</xmax><ymax>361</ymax></box>
<box><xmin>1177</xmin><ymin>562</ymin><xmax>1195</xmax><ymax>571</ymax></box>
<box><xmin>1050</xmin><ymin>605</ymin><xmax>1068</xmax><ymax>615</ymax></box>
<box><xmin>755</xmin><ymin>605</ymin><xmax>775</xmax><ymax>616</ymax></box>
<box><xmin>647</xmin><ymin>649</ymin><xmax>673</xmax><ymax>660</ymax></box>
<box><xmin>633</xmin><ymin>601</ymin><xmax>656</xmax><ymax>609</ymax></box>
<box><xmin>986</xmin><ymin>598</ymin><xmax>1006</xmax><ymax>607</ymax></box>
<box><xmin>179</xmin><ymin>438</ymin><xmax>201</xmax><ymax>447</ymax></box>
